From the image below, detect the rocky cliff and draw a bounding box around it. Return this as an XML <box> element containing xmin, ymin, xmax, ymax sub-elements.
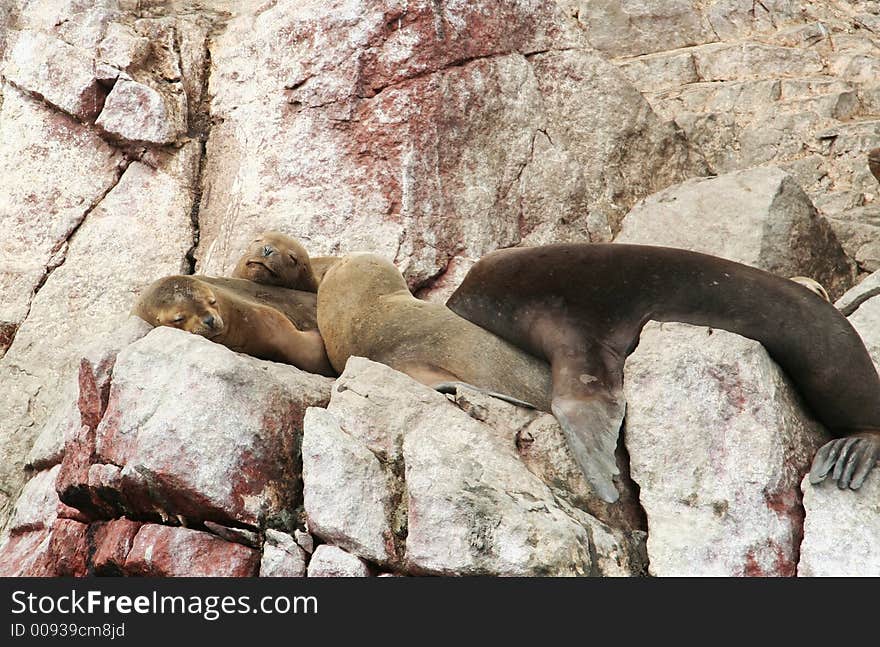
<box><xmin>0</xmin><ymin>0</ymin><xmax>878</xmax><ymax>577</ymax></box>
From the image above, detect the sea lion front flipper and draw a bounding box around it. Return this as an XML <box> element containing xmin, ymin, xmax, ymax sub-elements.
<box><xmin>433</xmin><ymin>381</ymin><xmax>538</xmax><ymax>409</ymax></box>
<box><xmin>809</xmin><ymin>431</ymin><xmax>880</xmax><ymax>490</ymax></box>
<box><xmin>547</xmin><ymin>343</ymin><xmax>627</xmax><ymax>503</ymax></box>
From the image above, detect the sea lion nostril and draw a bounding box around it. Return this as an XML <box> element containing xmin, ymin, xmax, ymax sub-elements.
<box><xmin>262</xmin><ymin>245</ymin><xmax>274</xmax><ymax>257</ymax></box>
<box><xmin>203</xmin><ymin>314</ymin><xmax>215</xmax><ymax>328</ymax></box>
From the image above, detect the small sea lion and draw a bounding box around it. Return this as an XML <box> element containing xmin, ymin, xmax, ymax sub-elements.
<box><xmin>789</xmin><ymin>276</ymin><xmax>830</xmax><ymax>302</ymax></box>
<box><xmin>316</xmin><ymin>253</ymin><xmax>552</xmax><ymax>409</ymax></box>
<box><xmin>868</xmin><ymin>148</ymin><xmax>880</xmax><ymax>183</ymax></box>
<box><xmin>447</xmin><ymin>244</ymin><xmax>880</xmax><ymax>502</ymax></box>
<box><xmin>232</xmin><ymin>231</ymin><xmax>322</xmax><ymax>292</ymax></box>
<box><xmin>133</xmin><ymin>275</ymin><xmax>335</xmax><ymax>376</ymax></box>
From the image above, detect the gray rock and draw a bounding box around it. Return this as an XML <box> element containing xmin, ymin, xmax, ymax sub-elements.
<box><xmin>294</xmin><ymin>529</ymin><xmax>314</xmax><ymax>554</ymax></box>
<box><xmin>3</xmin><ymin>29</ymin><xmax>105</xmax><ymax>120</ymax></box>
<box><xmin>89</xmin><ymin>326</ymin><xmax>333</xmax><ymax>528</ymax></box>
<box><xmin>303</xmin><ymin>357</ymin><xmax>643</xmax><ymax>577</ymax></box>
<box><xmin>6</xmin><ymin>466</ymin><xmax>62</xmax><ymax>534</ymax></box>
<box><xmin>798</xmin><ymin>472</ymin><xmax>880</xmax><ymax>576</ymax></box>
<box><xmin>623</xmin><ymin>322</ymin><xmax>828</xmax><ymax>576</ymax></box>
<box><xmin>302</xmin><ymin>407</ymin><xmax>397</xmax><ymax>566</ymax></box>
<box><xmin>260</xmin><ymin>529</ymin><xmax>307</xmax><ymax>577</ymax></box>
<box><xmin>617</xmin><ymin>167</ymin><xmax>854</xmax><ymax>297</ymax></box>
<box><xmin>96</xmin><ymin>79</ymin><xmax>187</xmax><ymax>145</ymax></box>
<box><xmin>848</xmin><ymin>295</ymin><xmax>880</xmax><ymax>369</ymax></box>
<box><xmin>96</xmin><ymin>22</ymin><xmax>149</xmax><ymax>70</ymax></box>
<box><xmin>561</xmin><ymin>0</ymin><xmax>716</xmax><ymax>57</ymax></box>
<box><xmin>307</xmin><ymin>545</ymin><xmax>371</xmax><ymax>578</ymax></box>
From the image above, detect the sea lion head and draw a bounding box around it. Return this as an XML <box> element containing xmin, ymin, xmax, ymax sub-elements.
<box><xmin>232</xmin><ymin>231</ymin><xmax>319</xmax><ymax>292</ymax></box>
<box><xmin>133</xmin><ymin>276</ymin><xmax>226</xmax><ymax>339</ymax></box>
<box><xmin>869</xmin><ymin>148</ymin><xmax>880</xmax><ymax>184</ymax></box>
<box><xmin>790</xmin><ymin>276</ymin><xmax>830</xmax><ymax>302</ymax></box>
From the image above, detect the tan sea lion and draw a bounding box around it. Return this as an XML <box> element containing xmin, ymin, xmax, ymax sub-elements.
<box><xmin>446</xmin><ymin>243</ymin><xmax>880</xmax><ymax>502</ymax></box>
<box><xmin>133</xmin><ymin>275</ymin><xmax>335</xmax><ymax>376</ymax></box>
<box><xmin>790</xmin><ymin>276</ymin><xmax>830</xmax><ymax>302</ymax></box>
<box><xmin>317</xmin><ymin>253</ymin><xmax>552</xmax><ymax>409</ymax></box>
<box><xmin>310</xmin><ymin>255</ymin><xmax>340</xmax><ymax>285</ymax></box>
<box><xmin>232</xmin><ymin>231</ymin><xmax>338</xmax><ymax>292</ymax></box>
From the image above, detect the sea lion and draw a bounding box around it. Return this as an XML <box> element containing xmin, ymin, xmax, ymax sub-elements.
<box><xmin>310</xmin><ymin>255</ymin><xmax>340</xmax><ymax>285</ymax></box>
<box><xmin>133</xmin><ymin>275</ymin><xmax>335</xmax><ymax>376</ymax></box>
<box><xmin>868</xmin><ymin>147</ymin><xmax>880</xmax><ymax>183</ymax></box>
<box><xmin>317</xmin><ymin>253</ymin><xmax>552</xmax><ymax>409</ymax></box>
<box><xmin>446</xmin><ymin>243</ymin><xmax>880</xmax><ymax>502</ymax></box>
<box><xmin>232</xmin><ymin>231</ymin><xmax>339</xmax><ymax>292</ymax></box>
<box><xmin>789</xmin><ymin>276</ymin><xmax>830</xmax><ymax>302</ymax></box>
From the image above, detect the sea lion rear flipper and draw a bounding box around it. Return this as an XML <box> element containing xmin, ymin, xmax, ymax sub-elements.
<box><xmin>809</xmin><ymin>431</ymin><xmax>880</xmax><ymax>490</ymax></box>
<box><xmin>433</xmin><ymin>381</ymin><xmax>538</xmax><ymax>409</ymax></box>
<box><xmin>552</xmin><ymin>394</ymin><xmax>625</xmax><ymax>503</ymax></box>
<box><xmin>547</xmin><ymin>344</ymin><xmax>627</xmax><ymax>503</ymax></box>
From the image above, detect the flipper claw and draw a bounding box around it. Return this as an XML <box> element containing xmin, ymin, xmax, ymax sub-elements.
<box><xmin>809</xmin><ymin>432</ymin><xmax>880</xmax><ymax>490</ymax></box>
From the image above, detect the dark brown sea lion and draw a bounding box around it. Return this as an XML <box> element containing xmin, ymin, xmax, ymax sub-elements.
<box><xmin>133</xmin><ymin>275</ymin><xmax>335</xmax><ymax>376</ymax></box>
<box><xmin>232</xmin><ymin>231</ymin><xmax>339</xmax><ymax>292</ymax></box>
<box><xmin>317</xmin><ymin>253</ymin><xmax>552</xmax><ymax>409</ymax></box>
<box><xmin>868</xmin><ymin>148</ymin><xmax>880</xmax><ymax>183</ymax></box>
<box><xmin>446</xmin><ymin>243</ymin><xmax>880</xmax><ymax>501</ymax></box>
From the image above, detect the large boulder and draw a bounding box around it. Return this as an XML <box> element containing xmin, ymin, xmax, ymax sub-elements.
<box><xmin>61</xmin><ymin>326</ymin><xmax>333</xmax><ymax>529</ymax></box>
<box><xmin>623</xmin><ymin>322</ymin><xmax>828</xmax><ymax>576</ymax></box>
<box><xmin>800</xmin><ymin>275</ymin><xmax>880</xmax><ymax>579</ymax></box>
<box><xmin>617</xmin><ymin>167</ymin><xmax>854</xmax><ymax>297</ymax></box>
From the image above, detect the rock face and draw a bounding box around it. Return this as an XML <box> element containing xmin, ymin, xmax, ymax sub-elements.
<box><xmin>196</xmin><ymin>0</ymin><xmax>704</xmax><ymax>299</ymax></box>
<box><xmin>1</xmin><ymin>0</ymin><xmax>879</xmax><ymax>578</ymax></box>
<box><xmin>623</xmin><ymin>322</ymin><xmax>828</xmax><ymax>577</ymax></box>
<box><xmin>617</xmin><ymin>167</ymin><xmax>854</xmax><ymax>297</ymax></box>
<box><xmin>0</xmin><ymin>0</ymin><xmax>219</xmax><ymax>525</ymax></box>
<box><xmin>597</xmin><ymin>0</ymin><xmax>880</xmax><ymax>276</ymax></box>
